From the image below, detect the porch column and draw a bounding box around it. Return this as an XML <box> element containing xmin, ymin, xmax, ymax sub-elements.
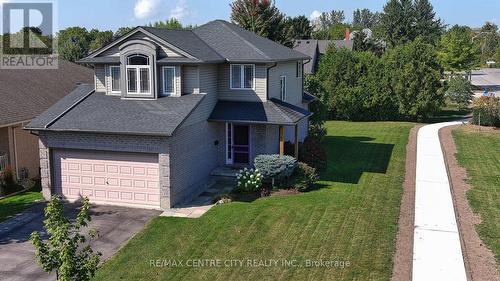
<box><xmin>294</xmin><ymin>124</ymin><xmax>299</xmax><ymax>159</ymax></box>
<box><xmin>279</xmin><ymin>125</ymin><xmax>284</xmax><ymax>155</ymax></box>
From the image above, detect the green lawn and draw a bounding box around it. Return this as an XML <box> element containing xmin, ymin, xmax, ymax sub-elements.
<box><xmin>94</xmin><ymin>121</ymin><xmax>414</xmax><ymax>281</ymax></box>
<box><xmin>0</xmin><ymin>191</ymin><xmax>43</xmax><ymax>223</ymax></box>
<box><xmin>453</xmin><ymin>127</ymin><xmax>500</xmax><ymax>270</ymax></box>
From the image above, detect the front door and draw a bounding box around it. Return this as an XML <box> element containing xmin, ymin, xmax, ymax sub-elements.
<box><xmin>226</xmin><ymin>123</ymin><xmax>250</xmax><ymax>165</ymax></box>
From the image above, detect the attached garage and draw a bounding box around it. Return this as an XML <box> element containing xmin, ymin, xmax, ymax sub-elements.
<box><xmin>52</xmin><ymin>149</ymin><xmax>161</xmax><ymax>209</ymax></box>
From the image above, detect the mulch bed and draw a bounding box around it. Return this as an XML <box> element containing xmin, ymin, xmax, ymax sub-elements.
<box><xmin>439</xmin><ymin>125</ymin><xmax>500</xmax><ymax>281</ymax></box>
<box><xmin>391</xmin><ymin>124</ymin><xmax>421</xmax><ymax>281</ymax></box>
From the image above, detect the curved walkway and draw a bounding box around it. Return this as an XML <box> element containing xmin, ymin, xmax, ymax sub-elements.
<box><xmin>412</xmin><ymin>121</ymin><xmax>467</xmax><ymax>281</ymax></box>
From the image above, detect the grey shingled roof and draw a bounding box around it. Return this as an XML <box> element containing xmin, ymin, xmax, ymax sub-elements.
<box><xmin>302</xmin><ymin>92</ymin><xmax>318</xmax><ymax>103</ymax></box>
<box><xmin>26</xmin><ymin>85</ymin><xmax>205</xmax><ymax>136</ymax></box>
<box><xmin>193</xmin><ymin>20</ymin><xmax>309</xmax><ymax>63</ymax></box>
<box><xmin>141</xmin><ymin>27</ymin><xmax>224</xmax><ymax>63</ymax></box>
<box><xmin>0</xmin><ymin>60</ymin><xmax>93</xmax><ymax>127</ymax></box>
<box><xmin>208</xmin><ymin>99</ymin><xmax>311</xmax><ymax>125</ymax></box>
<box><xmin>294</xmin><ymin>39</ymin><xmax>353</xmax><ymax>74</ymax></box>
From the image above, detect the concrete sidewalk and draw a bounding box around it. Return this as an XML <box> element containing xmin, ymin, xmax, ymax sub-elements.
<box><xmin>413</xmin><ymin>121</ymin><xmax>467</xmax><ymax>281</ymax></box>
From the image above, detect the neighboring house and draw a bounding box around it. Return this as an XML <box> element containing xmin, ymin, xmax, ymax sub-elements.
<box><xmin>470</xmin><ymin>68</ymin><xmax>500</xmax><ymax>98</ymax></box>
<box><xmin>293</xmin><ymin>39</ymin><xmax>352</xmax><ymax>75</ymax></box>
<box><xmin>0</xmin><ymin>61</ymin><xmax>93</xmax><ymax>179</ymax></box>
<box><xmin>26</xmin><ymin>20</ymin><xmax>314</xmax><ymax>210</ymax></box>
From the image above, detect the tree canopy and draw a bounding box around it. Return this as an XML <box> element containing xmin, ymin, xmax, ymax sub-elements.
<box><xmin>230</xmin><ymin>0</ymin><xmax>286</xmax><ymax>44</ymax></box>
<box><xmin>380</xmin><ymin>0</ymin><xmax>443</xmax><ymax>47</ymax></box>
<box><xmin>437</xmin><ymin>25</ymin><xmax>480</xmax><ymax>73</ymax></box>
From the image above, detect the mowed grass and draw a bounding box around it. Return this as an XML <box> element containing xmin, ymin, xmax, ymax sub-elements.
<box><xmin>93</xmin><ymin>121</ymin><xmax>414</xmax><ymax>281</ymax></box>
<box><xmin>453</xmin><ymin>127</ymin><xmax>500</xmax><ymax>270</ymax></box>
<box><xmin>0</xmin><ymin>191</ymin><xmax>43</xmax><ymax>223</ymax></box>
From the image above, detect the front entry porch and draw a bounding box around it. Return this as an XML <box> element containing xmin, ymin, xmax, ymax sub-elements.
<box><xmin>208</xmin><ymin>98</ymin><xmax>312</xmax><ymax>168</ymax></box>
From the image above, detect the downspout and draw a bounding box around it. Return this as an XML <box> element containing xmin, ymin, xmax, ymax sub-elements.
<box><xmin>302</xmin><ymin>59</ymin><xmax>311</xmax><ymax>95</ymax></box>
<box><xmin>266</xmin><ymin>62</ymin><xmax>278</xmax><ymax>100</ymax></box>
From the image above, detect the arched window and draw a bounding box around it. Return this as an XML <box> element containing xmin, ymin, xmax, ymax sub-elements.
<box><xmin>126</xmin><ymin>54</ymin><xmax>150</xmax><ymax>94</ymax></box>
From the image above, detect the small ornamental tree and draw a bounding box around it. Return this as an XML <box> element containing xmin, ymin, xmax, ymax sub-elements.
<box><xmin>31</xmin><ymin>196</ymin><xmax>101</xmax><ymax>281</ymax></box>
<box><xmin>445</xmin><ymin>76</ymin><xmax>473</xmax><ymax>109</ymax></box>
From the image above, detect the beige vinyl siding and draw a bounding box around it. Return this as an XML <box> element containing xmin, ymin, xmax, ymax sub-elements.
<box><xmin>268</xmin><ymin>61</ymin><xmax>303</xmax><ymax>105</ymax></box>
<box><xmin>158</xmin><ymin>66</ymin><xmax>182</xmax><ymax>97</ymax></box>
<box><xmin>180</xmin><ymin>64</ymin><xmax>217</xmax><ymax>128</ymax></box>
<box><xmin>182</xmin><ymin>66</ymin><xmax>199</xmax><ymax>94</ymax></box>
<box><xmin>169</xmin><ymin>121</ymin><xmax>219</xmax><ymax>206</ymax></box>
<box><xmin>217</xmin><ymin>63</ymin><xmax>267</xmax><ymax>102</ymax></box>
<box><xmin>97</xmin><ymin>31</ymin><xmax>183</xmax><ymax>58</ymax></box>
<box><xmin>94</xmin><ymin>64</ymin><xmax>106</xmax><ymax>92</ymax></box>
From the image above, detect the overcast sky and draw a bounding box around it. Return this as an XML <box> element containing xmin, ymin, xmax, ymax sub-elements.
<box><xmin>53</xmin><ymin>0</ymin><xmax>500</xmax><ymax>31</ymax></box>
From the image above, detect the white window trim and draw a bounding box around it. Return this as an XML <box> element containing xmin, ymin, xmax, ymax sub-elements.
<box><xmin>109</xmin><ymin>65</ymin><xmax>121</xmax><ymax>94</ymax></box>
<box><xmin>225</xmin><ymin>123</ymin><xmax>233</xmax><ymax>165</ymax></box>
<box><xmin>280</xmin><ymin>75</ymin><xmax>287</xmax><ymax>101</ymax></box>
<box><xmin>161</xmin><ymin>66</ymin><xmax>176</xmax><ymax>96</ymax></box>
<box><xmin>126</xmin><ymin>54</ymin><xmax>151</xmax><ymax>95</ymax></box>
<box><xmin>126</xmin><ymin>65</ymin><xmax>151</xmax><ymax>95</ymax></box>
<box><xmin>296</xmin><ymin>61</ymin><xmax>303</xmax><ymax>78</ymax></box>
<box><xmin>230</xmin><ymin>64</ymin><xmax>255</xmax><ymax>90</ymax></box>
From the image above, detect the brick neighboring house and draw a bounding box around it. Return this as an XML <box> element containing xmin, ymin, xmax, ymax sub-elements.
<box><xmin>0</xmin><ymin>60</ymin><xmax>93</xmax><ymax>179</ymax></box>
<box><xmin>26</xmin><ymin>20</ymin><xmax>315</xmax><ymax>210</ymax></box>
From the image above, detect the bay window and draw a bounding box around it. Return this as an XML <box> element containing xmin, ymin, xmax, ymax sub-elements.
<box><xmin>126</xmin><ymin>54</ymin><xmax>150</xmax><ymax>95</ymax></box>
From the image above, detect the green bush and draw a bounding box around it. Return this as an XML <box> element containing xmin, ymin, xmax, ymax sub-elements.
<box><xmin>254</xmin><ymin>154</ymin><xmax>297</xmax><ymax>181</ymax></box>
<box><xmin>308</xmin><ymin>124</ymin><xmax>327</xmax><ymax>141</ymax></box>
<box><xmin>299</xmin><ymin>137</ymin><xmax>327</xmax><ymax>171</ymax></box>
<box><xmin>445</xmin><ymin>76</ymin><xmax>473</xmax><ymax>109</ymax></box>
<box><xmin>292</xmin><ymin>162</ymin><xmax>319</xmax><ymax>191</ymax></box>
<box><xmin>235</xmin><ymin>168</ymin><xmax>263</xmax><ymax>192</ymax></box>
<box><xmin>472</xmin><ymin>96</ymin><xmax>500</xmax><ymax>127</ymax></box>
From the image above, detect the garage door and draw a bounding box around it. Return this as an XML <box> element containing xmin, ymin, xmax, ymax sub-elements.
<box><xmin>53</xmin><ymin>150</ymin><xmax>160</xmax><ymax>208</ymax></box>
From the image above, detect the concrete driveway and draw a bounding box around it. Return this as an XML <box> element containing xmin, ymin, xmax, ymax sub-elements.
<box><xmin>0</xmin><ymin>202</ymin><xmax>160</xmax><ymax>281</ymax></box>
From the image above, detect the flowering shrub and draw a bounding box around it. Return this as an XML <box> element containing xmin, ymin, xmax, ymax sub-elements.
<box><xmin>236</xmin><ymin>168</ymin><xmax>263</xmax><ymax>192</ymax></box>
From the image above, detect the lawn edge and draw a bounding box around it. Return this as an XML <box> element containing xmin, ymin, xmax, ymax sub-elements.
<box><xmin>391</xmin><ymin>124</ymin><xmax>421</xmax><ymax>281</ymax></box>
<box><xmin>439</xmin><ymin>125</ymin><xmax>500</xmax><ymax>281</ymax></box>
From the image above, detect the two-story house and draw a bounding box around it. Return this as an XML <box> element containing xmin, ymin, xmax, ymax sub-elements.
<box><xmin>26</xmin><ymin>20</ymin><xmax>314</xmax><ymax>210</ymax></box>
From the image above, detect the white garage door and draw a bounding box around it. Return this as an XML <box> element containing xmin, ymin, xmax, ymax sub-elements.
<box><xmin>53</xmin><ymin>150</ymin><xmax>160</xmax><ymax>208</ymax></box>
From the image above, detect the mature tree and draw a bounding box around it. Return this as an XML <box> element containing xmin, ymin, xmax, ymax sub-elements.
<box><xmin>446</xmin><ymin>76</ymin><xmax>473</xmax><ymax>109</ymax></box>
<box><xmin>316</xmin><ymin>10</ymin><xmax>345</xmax><ymax>30</ymax></box>
<box><xmin>283</xmin><ymin>15</ymin><xmax>312</xmax><ymax>42</ymax></box>
<box><xmin>413</xmin><ymin>0</ymin><xmax>444</xmax><ymax>44</ymax></box>
<box><xmin>437</xmin><ymin>25</ymin><xmax>480</xmax><ymax>73</ymax></box>
<box><xmin>57</xmin><ymin>27</ymin><xmax>92</xmax><ymax>62</ymax></box>
<box><xmin>31</xmin><ymin>197</ymin><xmax>101</xmax><ymax>281</ymax></box>
<box><xmin>352</xmin><ymin>9</ymin><xmax>381</xmax><ymax>29</ymax></box>
<box><xmin>380</xmin><ymin>0</ymin><xmax>415</xmax><ymax>47</ymax></box>
<box><xmin>230</xmin><ymin>0</ymin><xmax>286</xmax><ymax>43</ymax></box>
<box><xmin>316</xmin><ymin>47</ymin><xmax>397</xmax><ymax>120</ymax></box>
<box><xmin>89</xmin><ymin>30</ymin><xmax>113</xmax><ymax>53</ymax></box>
<box><xmin>114</xmin><ymin>27</ymin><xmax>134</xmax><ymax>38</ymax></box>
<box><xmin>476</xmin><ymin>22</ymin><xmax>499</xmax><ymax>62</ymax></box>
<box><xmin>495</xmin><ymin>47</ymin><xmax>500</xmax><ymax>64</ymax></box>
<box><xmin>384</xmin><ymin>38</ymin><xmax>444</xmax><ymax>118</ymax></box>
<box><xmin>481</xmin><ymin>21</ymin><xmax>498</xmax><ymax>33</ymax></box>
<box><xmin>353</xmin><ymin>31</ymin><xmax>385</xmax><ymax>56</ymax></box>
<box><xmin>148</xmin><ymin>18</ymin><xmax>184</xmax><ymax>29</ymax></box>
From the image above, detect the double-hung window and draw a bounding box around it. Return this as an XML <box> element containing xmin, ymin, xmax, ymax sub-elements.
<box><xmin>230</xmin><ymin>64</ymin><xmax>254</xmax><ymax>90</ymax></box>
<box><xmin>109</xmin><ymin>66</ymin><xmax>121</xmax><ymax>93</ymax></box>
<box><xmin>126</xmin><ymin>54</ymin><xmax>150</xmax><ymax>95</ymax></box>
<box><xmin>280</xmin><ymin>76</ymin><xmax>286</xmax><ymax>101</ymax></box>
<box><xmin>162</xmin><ymin>66</ymin><xmax>175</xmax><ymax>96</ymax></box>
